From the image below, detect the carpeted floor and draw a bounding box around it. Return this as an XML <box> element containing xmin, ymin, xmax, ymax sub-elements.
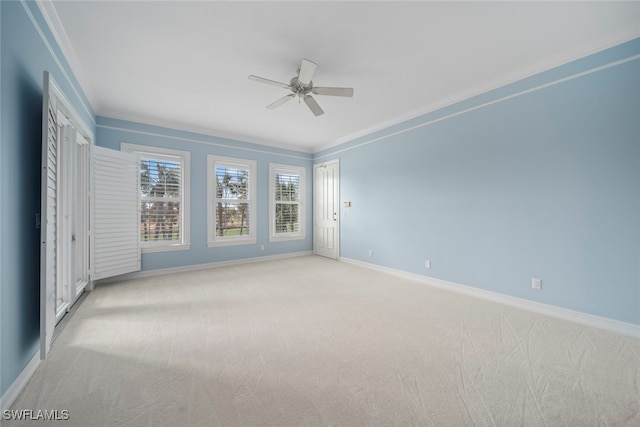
<box><xmin>6</xmin><ymin>255</ymin><xmax>640</xmax><ymax>426</ymax></box>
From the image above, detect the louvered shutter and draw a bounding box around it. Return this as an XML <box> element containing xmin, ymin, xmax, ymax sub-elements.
<box><xmin>40</xmin><ymin>72</ymin><xmax>58</xmax><ymax>359</ymax></box>
<box><xmin>92</xmin><ymin>146</ymin><xmax>141</xmax><ymax>280</ymax></box>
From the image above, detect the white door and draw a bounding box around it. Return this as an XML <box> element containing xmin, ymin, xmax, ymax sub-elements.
<box><xmin>56</xmin><ymin>124</ymin><xmax>91</xmax><ymax>320</ymax></box>
<box><xmin>314</xmin><ymin>160</ymin><xmax>339</xmax><ymax>259</ymax></box>
<box><xmin>74</xmin><ymin>134</ymin><xmax>91</xmax><ymax>298</ymax></box>
<box><xmin>56</xmin><ymin>124</ymin><xmax>75</xmax><ymax>320</ymax></box>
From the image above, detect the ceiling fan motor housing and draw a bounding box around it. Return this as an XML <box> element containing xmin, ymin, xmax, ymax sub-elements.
<box><xmin>289</xmin><ymin>76</ymin><xmax>313</xmax><ymax>97</ymax></box>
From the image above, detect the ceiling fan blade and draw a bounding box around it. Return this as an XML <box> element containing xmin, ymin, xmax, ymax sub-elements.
<box><xmin>312</xmin><ymin>87</ymin><xmax>354</xmax><ymax>97</ymax></box>
<box><xmin>303</xmin><ymin>95</ymin><xmax>324</xmax><ymax>116</ymax></box>
<box><xmin>248</xmin><ymin>75</ymin><xmax>291</xmax><ymax>89</ymax></box>
<box><xmin>297</xmin><ymin>59</ymin><xmax>317</xmax><ymax>86</ymax></box>
<box><xmin>266</xmin><ymin>94</ymin><xmax>295</xmax><ymax>110</ymax></box>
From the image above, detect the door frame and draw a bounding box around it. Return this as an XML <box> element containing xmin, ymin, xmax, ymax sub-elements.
<box><xmin>40</xmin><ymin>72</ymin><xmax>94</xmax><ymax>359</ymax></box>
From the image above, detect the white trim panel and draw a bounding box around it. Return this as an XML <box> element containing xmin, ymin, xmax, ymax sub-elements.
<box><xmin>0</xmin><ymin>352</ymin><xmax>40</xmax><ymax>412</ymax></box>
<box><xmin>97</xmin><ymin>251</ymin><xmax>313</xmax><ymax>284</ymax></box>
<box><xmin>340</xmin><ymin>257</ymin><xmax>640</xmax><ymax>339</ymax></box>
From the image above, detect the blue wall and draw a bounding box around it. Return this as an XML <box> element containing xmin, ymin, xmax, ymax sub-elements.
<box><xmin>0</xmin><ymin>1</ymin><xmax>96</xmax><ymax>396</ymax></box>
<box><xmin>96</xmin><ymin>117</ymin><xmax>313</xmax><ymax>271</ymax></box>
<box><xmin>2</xmin><ymin>0</ymin><xmax>638</xmax><ymax>402</ymax></box>
<box><xmin>316</xmin><ymin>38</ymin><xmax>640</xmax><ymax>325</ymax></box>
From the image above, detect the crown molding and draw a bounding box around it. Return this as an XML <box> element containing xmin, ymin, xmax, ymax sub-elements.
<box><xmin>35</xmin><ymin>1</ymin><xmax>97</xmax><ymax>112</ymax></box>
<box><xmin>98</xmin><ymin>110</ymin><xmax>314</xmax><ymax>156</ymax></box>
<box><xmin>313</xmin><ymin>31</ymin><xmax>640</xmax><ymax>154</ymax></box>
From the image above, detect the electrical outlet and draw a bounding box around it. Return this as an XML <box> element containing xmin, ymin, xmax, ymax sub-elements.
<box><xmin>368</xmin><ymin>249</ymin><xmax>373</xmax><ymax>257</ymax></box>
<box><xmin>260</xmin><ymin>245</ymin><xmax>265</xmax><ymax>251</ymax></box>
<box><xmin>424</xmin><ymin>260</ymin><xmax>431</xmax><ymax>269</ymax></box>
<box><xmin>532</xmin><ymin>278</ymin><xmax>542</xmax><ymax>290</ymax></box>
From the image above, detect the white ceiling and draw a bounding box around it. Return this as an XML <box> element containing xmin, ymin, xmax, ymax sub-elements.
<box><xmin>42</xmin><ymin>1</ymin><xmax>640</xmax><ymax>153</ymax></box>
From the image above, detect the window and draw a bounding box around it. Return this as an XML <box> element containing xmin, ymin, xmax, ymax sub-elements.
<box><xmin>269</xmin><ymin>163</ymin><xmax>305</xmax><ymax>242</ymax></box>
<box><xmin>208</xmin><ymin>156</ymin><xmax>256</xmax><ymax>247</ymax></box>
<box><xmin>121</xmin><ymin>143</ymin><xmax>190</xmax><ymax>252</ymax></box>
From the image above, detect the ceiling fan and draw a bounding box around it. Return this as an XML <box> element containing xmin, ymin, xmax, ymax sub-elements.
<box><xmin>248</xmin><ymin>59</ymin><xmax>354</xmax><ymax>116</ymax></box>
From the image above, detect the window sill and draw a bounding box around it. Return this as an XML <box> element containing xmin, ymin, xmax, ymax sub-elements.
<box><xmin>268</xmin><ymin>234</ymin><xmax>305</xmax><ymax>243</ymax></box>
<box><xmin>142</xmin><ymin>244</ymin><xmax>191</xmax><ymax>254</ymax></box>
<box><xmin>208</xmin><ymin>238</ymin><xmax>256</xmax><ymax>248</ymax></box>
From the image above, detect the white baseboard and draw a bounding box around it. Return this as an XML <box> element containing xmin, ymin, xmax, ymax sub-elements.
<box><xmin>1</xmin><ymin>352</ymin><xmax>40</xmax><ymax>412</ymax></box>
<box><xmin>340</xmin><ymin>257</ymin><xmax>640</xmax><ymax>339</ymax></box>
<box><xmin>98</xmin><ymin>251</ymin><xmax>314</xmax><ymax>284</ymax></box>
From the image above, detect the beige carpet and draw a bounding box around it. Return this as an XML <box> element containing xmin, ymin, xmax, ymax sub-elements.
<box><xmin>6</xmin><ymin>255</ymin><xmax>640</xmax><ymax>426</ymax></box>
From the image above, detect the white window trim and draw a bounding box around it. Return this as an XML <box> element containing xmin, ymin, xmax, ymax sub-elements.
<box><xmin>269</xmin><ymin>163</ymin><xmax>305</xmax><ymax>242</ymax></box>
<box><xmin>207</xmin><ymin>155</ymin><xmax>257</xmax><ymax>247</ymax></box>
<box><xmin>121</xmin><ymin>143</ymin><xmax>191</xmax><ymax>253</ymax></box>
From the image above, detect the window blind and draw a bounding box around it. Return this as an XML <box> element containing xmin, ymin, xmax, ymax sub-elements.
<box><xmin>274</xmin><ymin>171</ymin><xmax>301</xmax><ymax>233</ymax></box>
<box><xmin>215</xmin><ymin>165</ymin><xmax>251</xmax><ymax>237</ymax></box>
<box><xmin>139</xmin><ymin>156</ymin><xmax>182</xmax><ymax>243</ymax></box>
